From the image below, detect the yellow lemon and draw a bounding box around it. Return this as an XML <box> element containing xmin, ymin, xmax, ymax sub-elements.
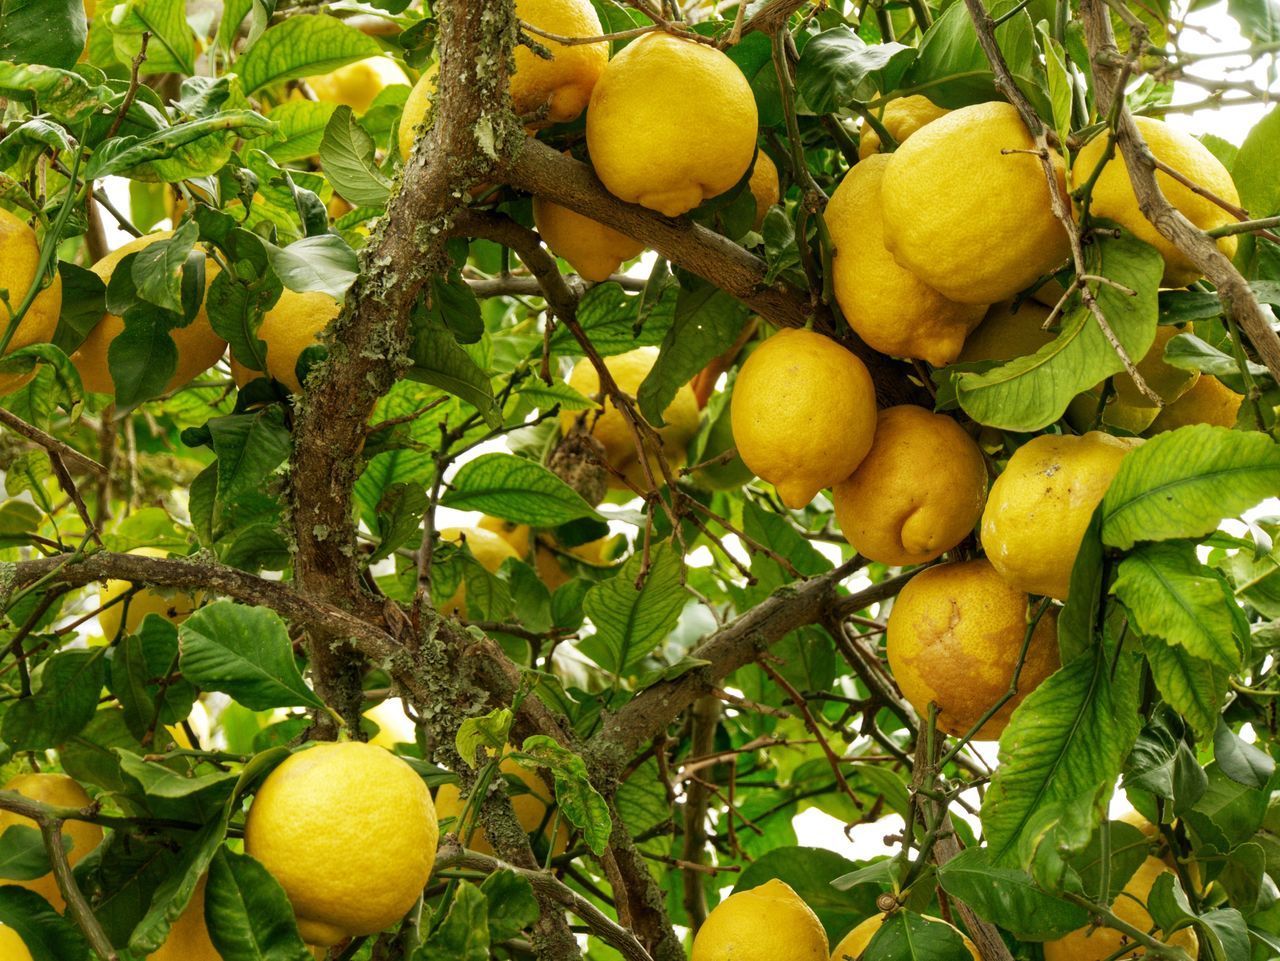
<box><xmin>587</xmin><ymin>33</ymin><xmax>758</xmax><ymax>217</ymax></box>
<box><xmin>832</xmin><ymin>405</ymin><xmax>987</xmax><ymax>566</ymax></box>
<box><xmin>1113</xmin><ymin>325</ymin><xmax>1199</xmax><ymax>409</ymax></box>
<box><xmin>1043</xmin><ymin>857</ymin><xmax>1199</xmax><ymax>961</ymax></box>
<box><xmin>245</xmin><ymin>742</ymin><xmax>438</xmax><ymax>947</ymax></box>
<box><xmin>858</xmin><ymin>95</ymin><xmax>950</xmax><ymax>159</ymax></box>
<box><xmin>434</xmin><ymin>755</ymin><xmax>570</xmax><ymax>857</ymax></box>
<box><xmin>886</xmin><ymin>559</ymin><xmax>1060</xmax><ymax>739</ymax></box>
<box><xmin>0</xmin><ymin>208</ymin><xmax>63</xmax><ymax>395</ymax></box>
<box><xmin>982</xmin><ymin>432</ymin><xmax>1140</xmax><ymax>600</ymax></box>
<box><xmin>511</xmin><ymin>0</ymin><xmax>608</xmax><ymax>124</ymax></box>
<box><xmin>398</xmin><ymin>64</ymin><xmax>439</xmax><ymax>161</ymax></box>
<box><xmin>533</xmin><ymin>196</ymin><xmax>644</xmax><ymax>282</ymax></box>
<box><xmin>730</xmin><ymin>328</ymin><xmax>877</xmax><ymax>509</ymax></box>
<box><xmin>306</xmin><ymin>57</ymin><xmax>409</xmax><ymax>114</ymax></box>
<box><xmin>364</xmin><ymin>697</ymin><xmax>418</xmax><ymax>750</ymax></box>
<box><xmin>534</xmin><ymin>533</ymin><xmax>611</xmax><ymax>590</ymax></box>
<box><xmin>956</xmin><ymin>300</ymin><xmax>1057</xmax><ymax>364</ymax></box>
<box><xmin>437</xmin><ymin>526</ymin><xmax>522</xmax><ymax>616</ymax></box>
<box><xmin>98</xmin><ymin>547</ymin><xmax>203</xmax><ymax>641</ymax></box>
<box><xmin>559</xmin><ymin>347</ymin><xmax>700</xmax><ymax>490</ymax></box>
<box><xmin>72</xmin><ymin>232</ymin><xmax>225</xmax><ymax>398</ymax></box>
<box><xmin>1148</xmin><ymin>374</ymin><xmax>1243</xmax><ymax>432</ymax></box>
<box><xmin>748</xmin><ymin>150</ymin><xmax>780</xmax><ymax>230</ymax></box>
<box><xmin>827</xmin><ymin>154</ymin><xmax>987</xmax><ymax>366</ymax></box>
<box><xmin>230</xmin><ymin>289</ymin><xmax>339</xmax><ymax>393</ymax></box>
<box><xmin>0</xmin><ymin>925</ymin><xmax>32</xmax><ymax>961</ymax></box>
<box><xmin>0</xmin><ymin>774</ymin><xmax>103</xmax><ymax>911</ymax></box>
<box><xmin>150</xmin><ymin>876</ymin><xmax>220</xmax><ymax>961</ymax></box>
<box><xmin>478</xmin><ymin>516</ymin><xmax>533</xmax><ymax>558</ymax></box>
<box><xmin>1073</xmin><ymin>117</ymin><xmax>1238</xmax><ymax>287</ymax></box>
<box><xmin>84</xmin><ymin>0</ymin><xmax>96</xmax><ymax>17</ymax></box>
<box><xmin>831</xmin><ymin>914</ymin><xmax>978</xmax><ymax>961</ymax></box>
<box><xmin>880</xmin><ymin>101</ymin><xmax>1070</xmax><ymax>305</ymax></box>
<box><xmin>691</xmin><ymin>879</ymin><xmax>829</xmax><ymax>961</ymax></box>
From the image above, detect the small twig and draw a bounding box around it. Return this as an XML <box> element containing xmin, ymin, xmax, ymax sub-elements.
<box><xmin>0</xmin><ymin>408</ymin><xmax>107</xmax><ymax>475</ymax></box>
<box><xmin>105</xmin><ymin>33</ymin><xmax>150</xmax><ymax>141</ymax></box>
<box><xmin>38</xmin><ymin>818</ymin><xmax>119</xmax><ymax>960</ymax></box>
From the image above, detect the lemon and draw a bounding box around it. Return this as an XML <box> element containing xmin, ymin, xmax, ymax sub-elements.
<box><xmin>560</xmin><ymin>347</ymin><xmax>700</xmax><ymax>490</ymax></box>
<box><xmin>0</xmin><ymin>774</ymin><xmax>103</xmax><ymax>911</ymax></box>
<box><xmin>1043</xmin><ymin>857</ymin><xmax>1199</xmax><ymax>961</ymax></box>
<box><xmin>84</xmin><ymin>0</ymin><xmax>96</xmax><ymax>16</ymax></box>
<box><xmin>72</xmin><ymin>232</ymin><xmax>225</xmax><ymax>398</ymax></box>
<box><xmin>749</xmin><ymin>150</ymin><xmax>780</xmax><ymax>230</ymax></box>
<box><xmin>150</xmin><ymin>876</ymin><xmax>220</xmax><ymax>961</ymax></box>
<box><xmin>98</xmin><ymin>547</ymin><xmax>203</xmax><ymax>641</ymax></box>
<box><xmin>535</xmin><ymin>533</ymin><xmax>611</xmax><ymax>590</ymax></box>
<box><xmin>1073</xmin><ymin>117</ymin><xmax>1238</xmax><ymax>287</ymax></box>
<box><xmin>885</xmin><ymin>559</ymin><xmax>1060</xmax><ymax>739</ymax></box>
<box><xmin>230</xmin><ymin>289</ymin><xmax>339</xmax><ymax>393</ymax></box>
<box><xmin>831</xmin><ymin>914</ymin><xmax>978</xmax><ymax>961</ymax></box>
<box><xmin>306</xmin><ymin>57</ymin><xmax>409</xmax><ymax>114</ymax></box>
<box><xmin>478</xmin><ymin>516</ymin><xmax>533</xmax><ymax>558</ymax></box>
<box><xmin>730</xmin><ymin>328</ymin><xmax>877</xmax><ymax>509</ymax></box>
<box><xmin>398</xmin><ymin>64</ymin><xmax>439</xmax><ymax>161</ymax></box>
<box><xmin>0</xmin><ymin>926</ymin><xmax>32</xmax><ymax>961</ymax></box>
<box><xmin>364</xmin><ymin>697</ymin><xmax>418</xmax><ymax>750</ymax></box>
<box><xmin>245</xmin><ymin>742</ymin><xmax>438</xmax><ymax>947</ymax></box>
<box><xmin>827</xmin><ymin>154</ymin><xmax>987</xmax><ymax>366</ymax></box>
<box><xmin>1113</xmin><ymin>325</ymin><xmax>1199</xmax><ymax>409</ymax></box>
<box><xmin>956</xmin><ymin>300</ymin><xmax>1057</xmax><ymax>364</ymax></box>
<box><xmin>857</xmin><ymin>95</ymin><xmax>949</xmax><ymax>159</ymax></box>
<box><xmin>511</xmin><ymin>0</ymin><xmax>608</xmax><ymax>124</ymax></box>
<box><xmin>434</xmin><ymin>755</ymin><xmax>570</xmax><ymax>857</ymax></box>
<box><xmin>832</xmin><ymin>405</ymin><xmax>987</xmax><ymax>566</ymax></box>
<box><xmin>692</xmin><ymin>879</ymin><xmax>828</xmax><ymax>961</ymax></box>
<box><xmin>1148</xmin><ymin>374</ymin><xmax>1243</xmax><ymax>432</ymax></box>
<box><xmin>587</xmin><ymin>33</ymin><xmax>758</xmax><ymax>217</ymax></box>
<box><xmin>982</xmin><ymin>432</ymin><xmax>1140</xmax><ymax>600</ymax></box>
<box><xmin>0</xmin><ymin>208</ymin><xmax>63</xmax><ymax>395</ymax></box>
<box><xmin>437</xmin><ymin>526</ymin><xmax>522</xmax><ymax>616</ymax></box>
<box><xmin>533</xmin><ymin>196</ymin><xmax>644</xmax><ymax>282</ymax></box>
<box><xmin>880</xmin><ymin>101</ymin><xmax>1070</xmax><ymax>305</ymax></box>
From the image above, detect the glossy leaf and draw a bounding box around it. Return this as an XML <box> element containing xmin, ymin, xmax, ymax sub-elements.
<box><xmin>442</xmin><ymin>452</ymin><xmax>600</xmax><ymax>526</ymax></box>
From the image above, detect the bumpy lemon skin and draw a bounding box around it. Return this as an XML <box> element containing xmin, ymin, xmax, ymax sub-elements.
<box><xmin>586</xmin><ymin>32</ymin><xmax>758</xmax><ymax>217</ymax></box>
<box><xmin>398</xmin><ymin>64</ymin><xmax>439</xmax><ymax>161</ymax></box>
<box><xmin>230</xmin><ymin>289</ymin><xmax>340</xmax><ymax>393</ymax></box>
<box><xmin>885</xmin><ymin>559</ymin><xmax>1060</xmax><ymax>740</ymax></box>
<box><xmin>150</xmin><ymin>877</ymin><xmax>221</xmax><ymax>961</ymax></box>
<box><xmin>511</xmin><ymin>0</ymin><xmax>608</xmax><ymax>124</ymax></box>
<box><xmin>1148</xmin><ymin>374</ymin><xmax>1243</xmax><ymax>432</ymax></box>
<box><xmin>0</xmin><ymin>774</ymin><xmax>103</xmax><ymax>911</ymax></box>
<box><xmin>98</xmin><ymin>546</ymin><xmax>203</xmax><ymax>641</ymax></box>
<box><xmin>0</xmin><ymin>207</ymin><xmax>63</xmax><ymax>395</ymax></box>
<box><xmin>730</xmin><ymin>328</ymin><xmax>877</xmax><ymax>510</ymax></box>
<box><xmin>434</xmin><ymin>756</ymin><xmax>570</xmax><ymax>857</ymax></box>
<box><xmin>244</xmin><ymin>742</ymin><xmax>439</xmax><ymax>947</ymax></box>
<box><xmin>748</xmin><ymin>151</ymin><xmax>781</xmax><ymax>230</ymax></box>
<box><xmin>982</xmin><ymin>431</ymin><xmax>1140</xmax><ymax>600</ymax></box>
<box><xmin>831</xmin><ymin>914</ymin><xmax>979</xmax><ymax>961</ymax></box>
<box><xmin>1072</xmin><ymin>117</ymin><xmax>1238</xmax><ymax>287</ymax></box>
<box><xmin>691</xmin><ymin>879</ymin><xmax>829</xmax><ymax>961</ymax></box>
<box><xmin>833</xmin><ymin>406</ymin><xmax>987</xmax><ymax>566</ymax></box>
<box><xmin>437</xmin><ymin>526</ymin><xmax>521</xmax><ymax>616</ymax></box>
<box><xmin>533</xmin><ymin>197</ymin><xmax>644</xmax><ymax>282</ymax></box>
<box><xmin>306</xmin><ymin>57</ymin><xmax>409</xmax><ymax>114</ymax></box>
<box><xmin>857</xmin><ymin>95</ymin><xmax>950</xmax><ymax>160</ymax></box>
<box><xmin>880</xmin><ymin>101</ymin><xmax>1070</xmax><ymax>305</ymax></box>
<box><xmin>827</xmin><ymin>154</ymin><xmax>987</xmax><ymax>366</ymax></box>
<box><xmin>0</xmin><ymin>925</ymin><xmax>33</xmax><ymax>961</ymax></box>
<box><xmin>956</xmin><ymin>300</ymin><xmax>1057</xmax><ymax>364</ymax></box>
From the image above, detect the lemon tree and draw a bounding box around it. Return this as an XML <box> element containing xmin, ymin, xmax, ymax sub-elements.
<box><xmin>1</xmin><ymin>1</ymin><xmax>1280</xmax><ymax>960</ymax></box>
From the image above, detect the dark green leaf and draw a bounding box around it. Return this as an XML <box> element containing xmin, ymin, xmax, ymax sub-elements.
<box><xmin>205</xmin><ymin>847</ymin><xmax>313</xmax><ymax>961</ymax></box>
<box><xmin>0</xmin><ymin>825</ymin><xmax>61</xmax><ymax>881</ymax></box>
<box><xmin>795</xmin><ymin>29</ymin><xmax>917</xmax><ymax>113</ymax></box>
<box><xmin>580</xmin><ymin>543</ymin><xmax>687</xmax><ymax>676</ymax></box>
<box><xmin>441</xmin><ymin>453</ymin><xmax>599</xmax><ymax>526</ymax></box>
<box><xmin>207</xmin><ymin>407</ymin><xmax>292</xmax><ymax>503</ymax></box>
<box><xmin>0</xmin><ymin>887</ymin><xmax>88</xmax><ymax>961</ymax></box>
<box><xmin>479</xmin><ymin>870</ymin><xmax>539</xmax><ymax>943</ymax></box>
<box><xmin>108</xmin><ymin>305</ymin><xmax>180</xmax><ymax>407</ymax></box>
<box><xmin>547</xmin><ymin>281</ymin><xmax>675</xmax><ymax>357</ymax></box>
<box><xmin>405</xmin><ymin>321</ymin><xmax>500</xmax><ymax>428</ymax></box>
<box><xmin>937</xmin><ymin>847</ymin><xmax>1087</xmax><ymax>940</ymax></box>
<box><xmin>1213</xmin><ymin>719</ymin><xmax>1274</xmax><ymax>789</ymax></box>
<box><xmin>240</xmin><ymin>15</ymin><xmax>382</xmax><ymax>94</ymax></box>
<box><xmin>0</xmin><ymin>0</ymin><xmax>85</xmax><ymax>70</ymax></box>
<box><xmin>1</xmin><ymin>649</ymin><xmax>106</xmax><ymax>750</ymax></box>
<box><xmin>415</xmin><ymin>881</ymin><xmax>489</xmax><ymax>961</ymax></box>
<box><xmin>862</xmin><ymin>910</ymin><xmax>975</xmax><ymax>961</ymax></box>
<box><xmin>1142</xmin><ymin>634</ymin><xmax>1228</xmax><ymax>740</ymax></box>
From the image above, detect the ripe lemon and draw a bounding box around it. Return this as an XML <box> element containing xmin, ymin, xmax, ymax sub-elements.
<box><xmin>511</xmin><ymin>0</ymin><xmax>608</xmax><ymax>124</ymax></box>
<box><xmin>535</xmin><ymin>533</ymin><xmax>611</xmax><ymax>589</ymax></box>
<box><xmin>832</xmin><ymin>405</ymin><xmax>987</xmax><ymax>566</ymax></box>
<box><xmin>245</xmin><ymin>742</ymin><xmax>439</xmax><ymax>947</ymax></box>
<box><xmin>748</xmin><ymin>151</ymin><xmax>780</xmax><ymax>230</ymax></box>
<box><xmin>730</xmin><ymin>328</ymin><xmax>877</xmax><ymax>509</ymax></box>
<box><xmin>437</xmin><ymin>526</ymin><xmax>522</xmax><ymax>616</ymax></box>
<box><xmin>691</xmin><ymin>879</ymin><xmax>829</xmax><ymax>961</ymax></box>
<box><xmin>98</xmin><ymin>547</ymin><xmax>203</xmax><ymax>641</ymax></box>
<box><xmin>1043</xmin><ymin>857</ymin><xmax>1199</xmax><ymax>961</ymax></box>
<box><xmin>0</xmin><ymin>926</ymin><xmax>32</xmax><ymax>961</ymax></box>
<box><xmin>72</xmin><ymin>232</ymin><xmax>225</xmax><ymax>398</ymax></box>
<box><xmin>398</xmin><ymin>64</ymin><xmax>439</xmax><ymax>160</ymax></box>
<box><xmin>827</xmin><ymin>154</ymin><xmax>987</xmax><ymax>366</ymax></box>
<box><xmin>478</xmin><ymin>516</ymin><xmax>533</xmax><ymax>558</ymax></box>
<box><xmin>150</xmin><ymin>876</ymin><xmax>220</xmax><ymax>961</ymax></box>
<box><xmin>434</xmin><ymin>756</ymin><xmax>570</xmax><ymax>857</ymax></box>
<box><xmin>880</xmin><ymin>101</ymin><xmax>1070</xmax><ymax>305</ymax></box>
<box><xmin>1148</xmin><ymin>374</ymin><xmax>1243</xmax><ymax>432</ymax></box>
<box><xmin>956</xmin><ymin>300</ymin><xmax>1056</xmax><ymax>364</ymax></box>
<box><xmin>0</xmin><ymin>208</ymin><xmax>63</xmax><ymax>396</ymax></box>
<box><xmin>1113</xmin><ymin>325</ymin><xmax>1198</xmax><ymax>408</ymax></box>
<box><xmin>230</xmin><ymin>289</ymin><xmax>339</xmax><ymax>393</ymax></box>
<box><xmin>586</xmin><ymin>33</ymin><xmax>758</xmax><ymax>217</ymax></box>
<box><xmin>533</xmin><ymin>196</ymin><xmax>644</xmax><ymax>282</ymax></box>
<box><xmin>982</xmin><ymin>431</ymin><xmax>1140</xmax><ymax>600</ymax></box>
<box><xmin>0</xmin><ymin>774</ymin><xmax>103</xmax><ymax>911</ymax></box>
<box><xmin>306</xmin><ymin>57</ymin><xmax>408</xmax><ymax>114</ymax></box>
<box><xmin>1072</xmin><ymin>117</ymin><xmax>1238</xmax><ymax>287</ymax></box>
<box><xmin>885</xmin><ymin>559</ymin><xmax>1060</xmax><ymax>739</ymax></box>
<box><xmin>831</xmin><ymin>913</ymin><xmax>978</xmax><ymax>961</ymax></box>
<box><xmin>560</xmin><ymin>347</ymin><xmax>700</xmax><ymax>490</ymax></box>
<box><xmin>857</xmin><ymin>95</ymin><xmax>949</xmax><ymax>159</ymax></box>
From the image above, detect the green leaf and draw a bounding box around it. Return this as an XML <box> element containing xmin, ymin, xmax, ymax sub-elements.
<box><xmin>795</xmin><ymin>29</ymin><xmax>917</xmax><ymax>113</ymax></box>
<box><xmin>207</xmin><ymin>407</ymin><xmax>293</xmax><ymax>503</ymax></box>
<box><xmin>427</xmin><ymin>274</ymin><xmax>483</xmax><ymax>344</ymax></box>
<box><xmin>0</xmin><ymin>61</ymin><xmax>106</xmax><ymax>125</ymax></box>
<box><xmin>547</xmin><ymin>281</ymin><xmax>675</xmax><ymax>357</ymax></box>
<box><xmin>955</xmin><ymin>233</ymin><xmax>1162</xmax><ymax>430</ymax></box>
<box><xmin>0</xmin><ymin>0</ymin><xmax>85</xmax><ymax>70</ymax></box>
<box><xmin>129</xmin><ymin>818</ymin><xmax>228</xmax><ymax>953</ymax></box>
<box><xmin>441</xmin><ymin>453</ymin><xmax>599</xmax><ymax>526</ymax></box>
<box><xmin>1038</xmin><ymin>26</ymin><xmax>1072</xmax><ymax>149</ymax></box>
<box><xmin>515</xmin><ymin>380</ymin><xmax>599</xmax><ymax>413</ymax></box>
<box><xmin>936</xmin><ymin>847</ymin><xmax>1087</xmax><ymax>941</ymax></box>
<box><xmin>479</xmin><ymin>870</ymin><xmax>539</xmax><ymax>943</ymax></box>
<box><xmin>579</xmin><ymin>543</ymin><xmax>687</xmax><ymax>676</ymax></box>
<box><xmin>862</xmin><ymin>910</ymin><xmax>979</xmax><ymax>961</ymax></box>
<box><xmin>111</xmin><ymin>0</ymin><xmax>197</xmax><ymax>75</ymax></box>
<box><xmin>1</xmin><ymin>649</ymin><xmax>106</xmax><ymax>750</ymax></box>
<box><xmin>1059</xmin><ymin>509</ymin><xmax>1105</xmax><ymax>664</ymax></box>
<box><xmin>178</xmin><ymin>600</ymin><xmax>326</xmax><ymax>710</ymax></box>
<box><xmin>108</xmin><ymin>305</ymin><xmax>180</xmax><ymax>407</ymax></box>
<box><xmin>0</xmin><ymin>887</ymin><xmax>88</xmax><ymax>961</ymax></box>
<box><xmin>1213</xmin><ymin>719</ymin><xmax>1275</xmax><ymax>789</ymax></box>
<box><xmin>405</xmin><ymin>321</ymin><xmax>500</xmax><ymax>428</ymax></box>
<box><xmin>1101</xmin><ymin>424</ymin><xmax>1280</xmax><ymax>550</ymax></box>
<box><xmin>240</xmin><ymin>14</ymin><xmax>382</xmax><ymax>94</ymax></box>
<box><xmin>455</xmin><ymin>708</ymin><xmax>513</xmax><ymax>767</ymax></box>
<box><xmin>735</xmin><ymin>847</ymin><xmax>872</xmax><ymax>945</ymax></box>
<box><xmin>109</xmin><ymin>616</ymin><xmax>197</xmax><ymax>741</ymax></box>
<box><xmin>415</xmin><ymin>881</ymin><xmax>490</xmax><ymax>961</ymax></box>
<box><xmin>87</xmin><ymin>112</ymin><xmax>276</xmax><ymax>181</ymax></box>
<box><xmin>514</xmin><ymin>736</ymin><xmax>612</xmax><ymax>856</ymax></box>
<box><xmin>264</xmin><ymin>99</ymin><xmax>338</xmax><ymax>163</ymax></box>
<box><xmin>205</xmin><ymin>847</ymin><xmax>313</xmax><ymax>961</ymax></box>
<box><xmin>266</xmin><ymin>235</ymin><xmax>358</xmax><ymax>299</ymax></box>
<box><xmin>132</xmin><ymin>221</ymin><xmax>199</xmax><ymax>314</ymax></box>
<box><xmin>318</xmin><ymin>105</ymin><xmax>392</xmax><ymax>207</ymax></box>
<box><xmin>203</xmin><ymin>226</ymin><xmax>279</xmax><ymax>371</ymax></box>
<box><xmin>371</xmin><ymin>482</ymin><xmax>428</xmax><ymax>563</ymax></box>
<box><xmin>1226</xmin><ymin>0</ymin><xmax>1280</xmax><ymax>43</ymax></box>
<box><xmin>1142</xmin><ymin>634</ymin><xmax>1228</xmax><ymax>740</ymax></box>
<box><xmin>117</xmin><ymin>750</ymin><xmax>238</xmax><ymax>805</ymax></box>
<box><xmin>0</xmin><ymin>825</ymin><xmax>60</xmax><ymax>880</ymax></box>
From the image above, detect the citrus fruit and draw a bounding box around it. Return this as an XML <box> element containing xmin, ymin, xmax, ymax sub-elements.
<box><xmin>730</xmin><ymin>328</ymin><xmax>877</xmax><ymax>509</ymax></box>
<box><xmin>956</xmin><ymin>300</ymin><xmax>1057</xmax><ymax>364</ymax></box>
<box><xmin>0</xmin><ymin>207</ymin><xmax>63</xmax><ymax>396</ymax></box>
<box><xmin>1072</xmin><ymin>117</ymin><xmax>1238</xmax><ymax>287</ymax></box>
<box><xmin>1113</xmin><ymin>325</ymin><xmax>1199</xmax><ymax>408</ymax></box>
<box><xmin>880</xmin><ymin>101</ymin><xmax>1070</xmax><ymax>305</ymax></box>
<box><xmin>245</xmin><ymin>742</ymin><xmax>439</xmax><ymax>947</ymax></box>
<box><xmin>306</xmin><ymin>56</ymin><xmax>408</xmax><ymax>114</ymax></box>
<box><xmin>982</xmin><ymin>431</ymin><xmax>1140</xmax><ymax>599</ymax></box>
<box><xmin>858</xmin><ymin>95</ymin><xmax>949</xmax><ymax>159</ymax></box>
<box><xmin>831</xmin><ymin>913</ymin><xmax>978</xmax><ymax>961</ymax></box>
<box><xmin>478</xmin><ymin>516</ymin><xmax>533</xmax><ymax>558</ymax></box>
<box><xmin>1148</xmin><ymin>374</ymin><xmax>1243</xmax><ymax>432</ymax></box>
<box><xmin>534</xmin><ymin>533</ymin><xmax>611</xmax><ymax>590</ymax></box>
<box><xmin>0</xmin><ymin>774</ymin><xmax>103</xmax><ymax>911</ymax></box>
<box><xmin>510</xmin><ymin>0</ymin><xmax>608</xmax><ymax>124</ymax></box>
<box><xmin>886</xmin><ymin>559</ymin><xmax>1060</xmax><ymax>739</ymax></box>
<box><xmin>827</xmin><ymin>154</ymin><xmax>987</xmax><ymax>366</ymax></box>
<box><xmin>434</xmin><ymin>755</ymin><xmax>570</xmax><ymax>857</ymax></box>
<box><xmin>533</xmin><ymin>195</ymin><xmax>644</xmax><ymax>282</ymax></box>
<box><xmin>586</xmin><ymin>32</ymin><xmax>758</xmax><ymax>217</ymax></box>
<box><xmin>437</xmin><ymin>526</ymin><xmax>522</xmax><ymax>616</ymax></box>
<box><xmin>98</xmin><ymin>546</ymin><xmax>203</xmax><ymax>641</ymax></box>
<box><xmin>230</xmin><ymin>289</ymin><xmax>339</xmax><ymax>393</ymax></box>
<box><xmin>832</xmin><ymin>405</ymin><xmax>987</xmax><ymax>566</ymax></box>
<box><xmin>691</xmin><ymin>879</ymin><xmax>829</xmax><ymax>961</ymax></box>
<box><xmin>749</xmin><ymin>150</ymin><xmax>780</xmax><ymax>230</ymax></box>
<box><xmin>398</xmin><ymin>63</ymin><xmax>439</xmax><ymax>160</ymax></box>
<box><xmin>150</xmin><ymin>876</ymin><xmax>220</xmax><ymax>961</ymax></box>
<box><xmin>0</xmin><ymin>925</ymin><xmax>32</xmax><ymax>961</ymax></box>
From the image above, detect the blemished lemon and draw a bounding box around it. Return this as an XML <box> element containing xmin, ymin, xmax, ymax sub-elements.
<box><xmin>748</xmin><ymin>151</ymin><xmax>780</xmax><ymax>230</ymax></box>
<box><xmin>956</xmin><ymin>300</ymin><xmax>1057</xmax><ymax>364</ymax></box>
<box><xmin>1043</xmin><ymin>857</ymin><xmax>1199</xmax><ymax>961</ymax></box>
<box><xmin>730</xmin><ymin>328</ymin><xmax>877</xmax><ymax>510</ymax></box>
<box><xmin>982</xmin><ymin>432</ymin><xmax>1140</xmax><ymax>600</ymax></box>
<box><xmin>0</xmin><ymin>926</ymin><xmax>32</xmax><ymax>961</ymax></box>
<box><xmin>880</xmin><ymin>101</ymin><xmax>1070</xmax><ymax>305</ymax></box>
<box><xmin>0</xmin><ymin>207</ymin><xmax>63</xmax><ymax>396</ymax></box>
<box><xmin>559</xmin><ymin>348</ymin><xmax>701</xmax><ymax>490</ymax></box>
<box><xmin>533</xmin><ymin>196</ymin><xmax>644</xmax><ymax>282</ymax></box>
<box><xmin>827</xmin><ymin>154</ymin><xmax>987</xmax><ymax>366</ymax></box>
<box><xmin>72</xmin><ymin>232</ymin><xmax>225</xmax><ymax>398</ymax></box>
<box><xmin>150</xmin><ymin>877</ymin><xmax>220</xmax><ymax>961</ymax></box>
<box><xmin>857</xmin><ymin>95</ymin><xmax>949</xmax><ymax>159</ymax></box>
<box><xmin>306</xmin><ymin>56</ymin><xmax>409</xmax><ymax>114</ymax></box>
<box><xmin>245</xmin><ymin>742</ymin><xmax>439</xmax><ymax>947</ymax></box>
<box><xmin>886</xmin><ymin>559</ymin><xmax>1061</xmax><ymax>739</ymax></box>
<box><xmin>831</xmin><ymin>914</ymin><xmax>979</xmax><ymax>961</ymax></box>
<box><xmin>511</xmin><ymin>0</ymin><xmax>608</xmax><ymax>124</ymax></box>
<box><xmin>1073</xmin><ymin>117</ymin><xmax>1238</xmax><ymax>287</ymax></box>
<box><xmin>230</xmin><ymin>289</ymin><xmax>339</xmax><ymax>393</ymax></box>
<box><xmin>98</xmin><ymin>547</ymin><xmax>203</xmax><ymax>641</ymax></box>
<box><xmin>832</xmin><ymin>406</ymin><xmax>987</xmax><ymax>566</ymax></box>
<box><xmin>586</xmin><ymin>32</ymin><xmax>758</xmax><ymax>217</ymax></box>
<box><xmin>437</xmin><ymin>526</ymin><xmax>522</xmax><ymax>616</ymax></box>
<box><xmin>0</xmin><ymin>774</ymin><xmax>103</xmax><ymax>912</ymax></box>
<box><xmin>1148</xmin><ymin>374</ymin><xmax>1243</xmax><ymax>432</ymax></box>
<box><xmin>692</xmin><ymin>879</ymin><xmax>829</xmax><ymax>961</ymax></box>
<box><xmin>398</xmin><ymin>63</ymin><xmax>439</xmax><ymax>161</ymax></box>
<box><xmin>434</xmin><ymin>756</ymin><xmax>570</xmax><ymax>857</ymax></box>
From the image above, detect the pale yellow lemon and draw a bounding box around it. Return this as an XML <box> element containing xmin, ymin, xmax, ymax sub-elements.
<box><xmin>0</xmin><ymin>208</ymin><xmax>63</xmax><ymax>395</ymax></box>
<box><xmin>478</xmin><ymin>516</ymin><xmax>533</xmax><ymax>558</ymax></box>
<box><xmin>434</xmin><ymin>756</ymin><xmax>570</xmax><ymax>857</ymax></box>
<box><xmin>150</xmin><ymin>877</ymin><xmax>220</xmax><ymax>961</ymax></box>
<box><xmin>0</xmin><ymin>774</ymin><xmax>103</xmax><ymax>911</ymax></box>
<box><xmin>858</xmin><ymin>95</ymin><xmax>950</xmax><ymax>159</ymax></box>
<box><xmin>831</xmin><ymin>913</ymin><xmax>978</xmax><ymax>961</ymax></box>
<box><xmin>230</xmin><ymin>289</ymin><xmax>339</xmax><ymax>393</ymax></box>
<box><xmin>957</xmin><ymin>300</ymin><xmax>1057</xmax><ymax>364</ymax></box>
<box><xmin>0</xmin><ymin>925</ymin><xmax>32</xmax><ymax>961</ymax></box>
<box><xmin>533</xmin><ymin>197</ymin><xmax>644</xmax><ymax>282</ymax></box>
<box><xmin>98</xmin><ymin>547</ymin><xmax>203</xmax><ymax>641</ymax></box>
<box><xmin>1148</xmin><ymin>374</ymin><xmax>1243</xmax><ymax>432</ymax></box>
<box><xmin>398</xmin><ymin>64</ymin><xmax>439</xmax><ymax>161</ymax></box>
<box><xmin>748</xmin><ymin>150</ymin><xmax>781</xmax><ymax>230</ymax></box>
<box><xmin>691</xmin><ymin>879</ymin><xmax>829</xmax><ymax>961</ymax></box>
<box><xmin>437</xmin><ymin>526</ymin><xmax>522</xmax><ymax>616</ymax></box>
<box><xmin>306</xmin><ymin>57</ymin><xmax>409</xmax><ymax>114</ymax></box>
<box><xmin>1112</xmin><ymin>325</ymin><xmax>1199</xmax><ymax>409</ymax></box>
